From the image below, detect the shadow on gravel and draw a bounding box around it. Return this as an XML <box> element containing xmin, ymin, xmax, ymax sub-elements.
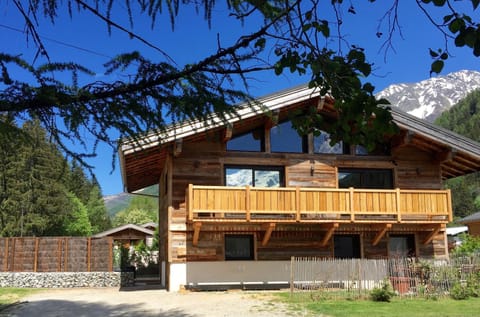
<box><xmin>0</xmin><ymin>299</ymin><xmax>195</xmax><ymax>317</ymax></box>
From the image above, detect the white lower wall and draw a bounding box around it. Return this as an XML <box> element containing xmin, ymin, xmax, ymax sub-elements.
<box><xmin>169</xmin><ymin>263</ymin><xmax>187</xmax><ymax>291</ymax></box>
<box><xmin>168</xmin><ymin>261</ymin><xmax>291</xmax><ymax>291</ymax></box>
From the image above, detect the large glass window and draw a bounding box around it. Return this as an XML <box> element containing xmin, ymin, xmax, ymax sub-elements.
<box><xmin>225</xmin><ymin>166</ymin><xmax>283</xmax><ymax>187</ymax></box>
<box><xmin>355</xmin><ymin>144</ymin><xmax>391</xmax><ymax>156</ymax></box>
<box><xmin>313</xmin><ymin>131</ymin><xmax>345</xmax><ymax>154</ymax></box>
<box><xmin>389</xmin><ymin>234</ymin><xmax>416</xmax><ymax>257</ymax></box>
<box><xmin>270</xmin><ymin>121</ymin><xmax>306</xmax><ymax>153</ymax></box>
<box><xmin>338</xmin><ymin>168</ymin><xmax>393</xmax><ymax>189</ymax></box>
<box><xmin>225</xmin><ymin>234</ymin><xmax>254</xmax><ymax>260</ymax></box>
<box><xmin>334</xmin><ymin>235</ymin><xmax>361</xmax><ymax>259</ymax></box>
<box><xmin>226</xmin><ymin>129</ymin><xmax>264</xmax><ymax>152</ymax></box>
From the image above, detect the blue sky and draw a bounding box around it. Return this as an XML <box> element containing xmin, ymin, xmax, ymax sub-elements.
<box><xmin>1</xmin><ymin>1</ymin><xmax>479</xmax><ymax>195</ymax></box>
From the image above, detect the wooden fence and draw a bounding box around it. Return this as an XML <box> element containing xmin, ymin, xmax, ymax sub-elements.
<box><xmin>0</xmin><ymin>237</ymin><xmax>114</xmax><ymax>272</ymax></box>
<box><xmin>290</xmin><ymin>256</ymin><xmax>480</xmax><ymax>297</ymax></box>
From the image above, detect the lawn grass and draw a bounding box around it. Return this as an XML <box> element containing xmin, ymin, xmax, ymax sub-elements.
<box><xmin>0</xmin><ymin>288</ymin><xmax>42</xmax><ymax>311</ymax></box>
<box><xmin>275</xmin><ymin>292</ymin><xmax>480</xmax><ymax>317</ymax></box>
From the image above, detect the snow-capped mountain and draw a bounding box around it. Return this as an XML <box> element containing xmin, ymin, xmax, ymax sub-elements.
<box><xmin>226</xmin><ymin>169</ymin><xmax>280</xmax><ymax>187</ymax></box>
<box><xmin>376</xmin><ymin>70</ymin><xmax>480</xmax><ymax>122</ymax></box>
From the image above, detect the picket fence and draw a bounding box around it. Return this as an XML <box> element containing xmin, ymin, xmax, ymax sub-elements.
<box><xmin>290</xmin><ymin>256</ymin><xmax>480</xmax><ymax>297</ymax></box>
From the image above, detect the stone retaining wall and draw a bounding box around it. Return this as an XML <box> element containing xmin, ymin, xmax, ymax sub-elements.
<box><xmin>0</xmin><ymin>272</ymin><xmax>134</xmax><ymax>288</ymax></box>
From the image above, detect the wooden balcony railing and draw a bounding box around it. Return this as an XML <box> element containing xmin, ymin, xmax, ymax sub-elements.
<box><xmin>186</xmin><ymin>185</ymin><xmax>452</xmax><ymax>224</ymax></box>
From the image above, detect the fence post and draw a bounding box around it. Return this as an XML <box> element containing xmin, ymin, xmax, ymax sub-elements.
<box><xmin>34</xmin><ymin>238</ymin><xmax>39</xmax><ymax>272</ymax></box>
<box><xmin>64</xmin><ymin>237</ymin><xmax>68</xmax><ymax>272</ymax></box>
<box><xmin>290</xmin><ymin>256</ymin><xmax>295</xmax><ymax>295</ymax></box>
<box><xmin>11</xmin><ymin>238</ymin><xmax>16</xmax><ymax>272</ymax></box>
<box><xmin>108</xmin><ymin>237</ymin><xmax>114</xmax><ymax>272</ymax></box>
<box><xmin>4</xmin><ymin>238</ymin><xmax>9</xmax><ymax>272</ymax></box>
<box><xmin>87</xmin><ymin>237</ymin><xmax>92</xmax><ymax>272</ymax></box>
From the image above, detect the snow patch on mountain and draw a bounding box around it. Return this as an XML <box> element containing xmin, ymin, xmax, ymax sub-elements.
<box><xmin>377</xmin><ymin>70</ymin><xmax>480</xmax><ymax>121</ymax></box>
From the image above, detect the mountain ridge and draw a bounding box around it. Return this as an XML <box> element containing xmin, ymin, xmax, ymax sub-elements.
<box><xmin>377</xmin><ymin>70</ymin><xmax>480</xmax><ymax>122</ymax></box>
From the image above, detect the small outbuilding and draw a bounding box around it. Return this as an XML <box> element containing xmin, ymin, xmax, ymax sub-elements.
<box><xmin>459</xmin><ymin>212</ymin><xmax>480</xmax><ymax>237</ymax></box>
<box><xmin>92</xmin><ymin>223</ymin><xmax>155</xmax><ymax>248</ymax></box>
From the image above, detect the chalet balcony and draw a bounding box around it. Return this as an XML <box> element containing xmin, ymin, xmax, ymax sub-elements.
<box><xmin>186</xmin><ymin>184</ymin><xmax>452</xmax><ymax>224</ymax></box>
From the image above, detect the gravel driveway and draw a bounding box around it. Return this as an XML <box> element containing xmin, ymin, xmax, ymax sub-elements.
<box><xmin>0</xmin><ymin>287</ymin><xmax>301</xmax><ymax>317</ymax></box>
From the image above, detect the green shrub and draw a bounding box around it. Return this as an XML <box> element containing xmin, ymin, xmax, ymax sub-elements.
<box><xmin>450</xmin><ymin>282</ymin><xmax>470</xmax><ymax>300</ymax></box>
<box><xmin>370</xmin><ymin>279</ymin><xmax>396</xmax><ymax>302</ymax></box>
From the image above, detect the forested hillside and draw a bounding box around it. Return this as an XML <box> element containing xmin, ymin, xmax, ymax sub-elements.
<box><xmin>435</xmin><ymin>90</ymin><xmax>480</xmax><ymax>222</ymax></box>
<box><xmin>0</xmin><ymin>117</ymin><xmax>111</xmax><ymax>237</ymax></box>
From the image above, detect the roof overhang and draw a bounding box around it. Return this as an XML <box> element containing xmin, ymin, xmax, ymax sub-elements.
<box><xmin>119</xmin><ymin>85</ymin><xmax>480</xmax><ymax>192</ymax></box>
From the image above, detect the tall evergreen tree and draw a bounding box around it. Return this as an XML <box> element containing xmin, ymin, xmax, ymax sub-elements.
<box><xmin>86</xmin><ymin>185</ymin><xmax>111</xmax><ymax>233</ymax></box>
<box><xmin>0</xmin><ymin>119</ymin><xmax>112</xmax><ymax>237</ymax></box>
<box><xmin>4</xmin><ymin>120</ymin><xmax>70</xmax><ymax>236</ymax></box>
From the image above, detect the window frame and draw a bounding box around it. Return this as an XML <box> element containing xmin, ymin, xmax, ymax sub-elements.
<box><xmin>226</xmin><ymin>128</ymin><xmax>265</xmax><ymax>152</ymax></box>
<box><xmin>389</xmin><ymin>234</ymin><xmax>416</xmax><ymax>258</ymax></box>
<box><xmin>333</xmin><ymin>234</ymin><xmax>362</xmax><ymax>259</ymax></box>
<box><xmin>337</xmin><ymin>168</ymin><xmax>394</xmax><ymax>189</ymax></box>
<box><xmin>270</xmin><ymin>120</ymin><xmax>308</xmax><ymax>154</ymax></box>
<box><xmin>224</xmin><ymin>234</ymin><xmax>255</xmax><ymax>261</ymax></box>
<box><xmin>224</xmin><ymin>165</ymin><xmax>285</xmax><ymax>187</ymax></box>
<box><xmin>313</xmin><ymin>130</ymin><xmax>347</xmax><ymax>154</ymax></box>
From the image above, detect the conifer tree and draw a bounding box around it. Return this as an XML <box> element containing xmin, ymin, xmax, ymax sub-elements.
<box><xmin>86</xmin><ymin>185</ymin><xmax>111</xmax><ymax>233</ymax></box>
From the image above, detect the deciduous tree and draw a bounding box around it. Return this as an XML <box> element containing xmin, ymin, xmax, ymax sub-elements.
<box><xmin>2</xmin><ymin>1</ymin><xmax>480</xmax><ymax>164</ymax></box>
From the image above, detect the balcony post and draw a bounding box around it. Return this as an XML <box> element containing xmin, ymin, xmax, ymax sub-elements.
<box><xmin>245</xmin><ymin>185</ymin><xmax>251</xmax><ymax>222</ymax></box>
<box><xmin>296</xmin><ymin>186</ymin><xmax>301</xmax><ymax>222</ymax></box>
<box><xmin>188</xmin><ymin>184</ymin><xmax>193</xmax><ymax>221</ymax></box>
<box><xmin>446</xmin><ymin>189</ymin><xmax>453</xmax><ymax>222</ymax></box>
<box><xmin>349</xmin><ymin>187</ymin><xmax>355</xmax><ymax>222</ymax></box>
<box><xmin>396</xmin><ymin>188</ymin><xmax>402</xmax><ymax>222</ymax></box>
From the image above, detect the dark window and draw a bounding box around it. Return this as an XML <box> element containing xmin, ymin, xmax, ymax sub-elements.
<box><xmin>355</xmin><ymin>144</ymin><xmax>391</xmax><ymax>156</ymax></box>
<box><xmin>225</xmin><ymin>166</ymin><xmax>283</xmax><ymax>187</ymax></box>
<box><xmin>389</xmin><ymin>234</ymin><xmax>416</xmax><ymax>257</ymax></box>
<box><xmin>313</xmin><ymin>131</ymin><xmax>345</xmax><ymax>154</ymax></box>
<box><xmin>227</xmin><ymin>129</ymin><xmax>264</xmax><ymax>152</ymax></box>
<box><xmin>225</xmin><ymin>235</ymin><xmax>254</xmax><ymax>260</ymax></box>
<box><xmin>270</xmin><ymin>121</ymin><xmax>307</xmax><ymax>153</ymax></box>
<box><xmin>338</xmin><ymin>168</ymin><xmax>393</xmax><ymax>189</ymax></box>
<box><xmin>334</xmin><ymin>235</ymin><xmax>361</xmax><ymax>259</ymax></box>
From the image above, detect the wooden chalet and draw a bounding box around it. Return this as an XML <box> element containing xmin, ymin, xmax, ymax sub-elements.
<box><xmin>92</xmin><ymin>223</ymin><xmax>155</xmax><ymax>248</ymax></box>
<box><xmin>119</xmin><ymin>85</ymin><xmax>480</xmax><ymax>291</ymax></box>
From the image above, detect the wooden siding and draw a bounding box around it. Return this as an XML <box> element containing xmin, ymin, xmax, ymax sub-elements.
<box><xmin>166</xmin><ymin>221</ymin><xmax>446</xmax><ymax>263</ymax></box>
<box><xmin>394</xmin><ymin>146</ymin><xmax>442</xmax><ymax>189</ymax></box>
<box><xmin>171</xmin><ymin>141</ymin><xmax>223</xmax><ymax>208</ymax></box>
<box><xmin>186</xmin><ymin>185</ymin><xmax>452</xmax><ymax>224</ymax></box>
<box><xmin>467</xmin><ymin>222</ymin><xmax>480</xmax><ymax>237</ymax></box>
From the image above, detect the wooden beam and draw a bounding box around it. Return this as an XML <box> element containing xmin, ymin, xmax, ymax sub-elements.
<box><xmin>435</xmin><ymin>148</ymin><xmax>455</xmax><ymax>163</ymax></box>
<box><xmin>372</xmin><ymin>224</ymin><xmax>392</xmax><ymax>246</ymax></box>
<box><xmin>262</xmin><ymin>223</ymin><xmax>276</xmax><ymax>246</ymax></box>
<box><xmin>173</xmin><ymin>138</ymin><xmax>183</xmax><ymax>157</ymax></box>
<box><xmin>321</xmin><ymin>223</ymin><xmax>339</xmax><ymax>247</ymax></box>
<box><xmin>391</xmin><ymin>130</ymin><xmax>414</xmax><ymax>148</ymax></box>
<box><xmin>423</xmin><ymin>224</ymin><xmax>445</xmax><ymax>245</ymax></box>
<box><xmin>192</xmin><ymin>222</ymin><xmax>202</xmax><ymax>247</ymax></box>
<box><xmin>317</xmin><ymin>97</ymin><xmax>325</xmax><ymax>110</ymax></box>
<box><xmin>223</xmin><ymin>125</ymin><xmax>233</xmax><ymax>142</ymax></box>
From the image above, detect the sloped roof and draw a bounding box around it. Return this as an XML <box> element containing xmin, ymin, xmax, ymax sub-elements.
<box><xmin>459</xmin><ymin>212</ymin><xmax>480</xmax><ymax>224</ymax></box>
<box><xmin>92</xmin><ymin>223</ymin><xmax>154</xmax><ymax>238</ymax></box>
<box><xmin>119</xmin><ymin>84</ymin><xmax>480</xmax><ymax>192</ymax></box>
<box><xmin>446</xmin><ymin>226</ymin><xmax>469</xmax><ymax>236</ymax></box>
<box><xmin>142</xmin><ymin>222</ymin><xmax>158</xmax><ymax>229</ymax></box>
